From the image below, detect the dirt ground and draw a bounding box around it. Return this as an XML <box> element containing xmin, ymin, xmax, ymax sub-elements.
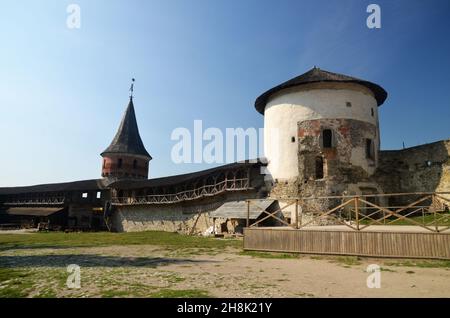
<box><xmin>1</xmin><ymin>244</ymin><xmax>449</xmax><ymax>297</ymax></box>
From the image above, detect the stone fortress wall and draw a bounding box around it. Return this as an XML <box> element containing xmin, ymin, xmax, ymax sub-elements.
<box><xmin>111</xmin><ymin>191</ymin><xmax>261</xmax><ymax>234</ymax></box>
<box><xmin>375</xmin><ymin>139</ymin><xmax>450</xmax><ymax>205</ymax></box>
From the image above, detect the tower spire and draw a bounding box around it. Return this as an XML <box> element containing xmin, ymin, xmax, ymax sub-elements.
<box><xmin>100</xmin><ymin>89</ymin><xmax>151</xmax><ymax>180</ymax></box>
<box><xmin>129</xmin><ymin>78</ymin><xmax>135</xmax><ymax>99</ymax></box>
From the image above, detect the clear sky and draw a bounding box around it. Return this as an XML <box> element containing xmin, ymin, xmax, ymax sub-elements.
<box><xmin>0</xmin><ymin>0</ymin><xmax>449</xmax><ymax>186</ymax></box>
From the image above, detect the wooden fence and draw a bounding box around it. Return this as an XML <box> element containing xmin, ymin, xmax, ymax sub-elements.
<box><xmin>244</xmin><ymin>192</ymin><xmax>450</xmax><ymax>259</ymax></box>
<box><xmin>243</xmin><ymin>227</ymin><xmax>450</xmax><ymax>259</ymax></box>
<box><xmin>246</xmin><ymin>192</ymin><xmax>450</xmax><ymax>233</ymax></box>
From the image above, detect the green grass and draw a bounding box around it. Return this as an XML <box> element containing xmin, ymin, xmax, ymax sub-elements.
<box><xmin>379</xmin><ymin>267</ymin><xmax>396</xmax><ymax>272</ymax></box>
<box><xmin>240</xmin><ymin>250</ymin><xmax>299</xmax><ymax>259</ymax></box>
<box><xmin>0</xmin><ymin>231</ymin><xmax>241</xmax><ymax>251</ymax></box>
<box><xmin>0</xmin><ymin>267</ymin><xmax>70</xmax><ymax>298</ymax></box>
<box><xmin>34</xmin><ymin>289</ymin><xmax>58</xmax><ymax>298</ymax></box>
<box><xmin>0</xmin><ymin>230</ymin><xmax>233</xmax><ymax>298</ymax></box>
<box><xmin>0</xmin><ymin>266</ymin><xmax>206</xmax><ymax>298</ymax></box>
<box><xmin>160</xmin><ymin>272</ymin><xmax>186</xmax><ymax>284</ymax></box>
<box><xmin>384</xmin><ymin>259</ymin><xmax>450</xmax><ymax>268</ymax></box>
<box><xmin>359</xmin><ymin>212</ymin><xmax>450</xmax><ymax>226</ymax></box>
<box><xmin>332</xmin><ymin>256</ymin><xmax>362</xmax><ymax>266</ymax></box>
<box><xmin>0</xmin><ymin>268</ymin><xmax>35</xmax><ymax>297</ymax></box>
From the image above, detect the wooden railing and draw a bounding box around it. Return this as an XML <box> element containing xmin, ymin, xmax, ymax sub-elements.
<box><xmin>1</xmin><ymin>196</ymin><xmax>65</xmax><ymax>206</ymax></box>
<box><xmin>112</xmin><ymin>178</ymin><xmax>251</xmax><ymax>205</ymax></box>
<box><xmin>246</xmin><ymin>192</ymin><xmax>450</xmax><ymax>233</ymax></box>
<box><xmin>247</xmin><ymin>199</ymin><xmax>295</xmax><ymax>228</ymax></box>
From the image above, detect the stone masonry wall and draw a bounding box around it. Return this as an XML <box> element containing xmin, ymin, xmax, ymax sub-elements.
<box><xmin>375</xmin><ymin>139</ymin><xmax>450</xmax><ymax>204</ymax></box>
<box><xmin>300</xmin><ymin>119</ymin><xmax>379</xmax><ymax>210</ymax></box>
<box><xmin>111</xmin><ymin>190</ymin><xmax>262</xmax><ymax>234</ymax></box>
<box><xmin>112</xmin><ymin>204</ymin><xmax>214</xmax><ymax>234</ymax></box>
<box><xmin>267</xmin><ymin>118</ymin><xmax>381</xmax><ymax>218</ymax></box>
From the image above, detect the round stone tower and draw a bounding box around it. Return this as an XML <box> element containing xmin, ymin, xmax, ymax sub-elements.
<box><xmin>255</xmin><ymin>67</ymin><xmax>387</xmax><ymax>198</ymax></box>
<box><xmin>101</xmin><ymin>96</ymin><xmax>152</xmax><ymax>180</ymax></box>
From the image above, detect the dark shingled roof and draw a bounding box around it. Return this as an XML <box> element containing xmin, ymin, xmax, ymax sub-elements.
<box><xmin>254</xmin><ymin>67</ymin><xmax>388</xmax><ymax>114</ymax></box>
<box><xmin>0</xmin><ymin>161</ymin><xmax>265</xmax><ymax>195</ymax></box>
<box><xmin>101</xmin><ymin>97</ymin><xmax>151</xmax><ymax>159</ymax></box>
<box><xmin>0</xmin><ymin>179</ymin><xmax>107</xmax><ymax>195</ymax></box>
<box><xmin>110</xmin><ymin>160</ymin><xmax>264</xmax><ymax>190</ymax></box>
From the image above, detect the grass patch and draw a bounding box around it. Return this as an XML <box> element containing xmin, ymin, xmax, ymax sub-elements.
<box><xmin>240</xmin><ymin>251</ymin><xmax>299</xmax><ymax>259</ymax></box>
<box><xmin>0</xmin><ymin>267</ymin><xmax>71</xmax><ymax>298</ymax></box>
<box><xmin>34</xmin><ymin>288</ymin><xmax>58</xmax><ymax>298</ymax></box>
<box><xmin>359</xmin><ymin>212</ymin><xmax>450</xmax><ymax>226</ymax></box>
<box><xmin>149</xmin><ymin>288</ymin><xmax>210</xmax><ymax>298</ymax></box>
<box><xmin>0</xmin><ymin>266</ymin><xmax>197</xmax><ymax>298</ymax></box>
<box><xmin>380</xmin><ymin>267</ymin><xmax>396</xmax><ymax>272</ymax></box>
<box><xmin>384</xmin><ymin>259</ymin><xmax>450</xmax><ymax>268</ymax></box>
<box><xmin>332</xmin><ymin>256</ymin><xmax>362</xmax><ymax>266</ymax></box>
<box><xmin>0</xmin><ymin>231</ymin><xmax>241</xmax><ymax>252</ymax></box>
<box><xmin>0</xmin><ymin>268</ymin><xmax>35</xmax><ymax>297</ymax></box>
<box><xmin>161</xmin><ymin>272</ymin><xmax>186</xmax><ymax>284</ymax></box>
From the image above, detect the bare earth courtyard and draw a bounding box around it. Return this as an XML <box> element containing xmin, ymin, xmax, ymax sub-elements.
<box><xmin>0</xmin><ymin>231</ymin><xmax>449</xmax><ymax>298</ymax></box>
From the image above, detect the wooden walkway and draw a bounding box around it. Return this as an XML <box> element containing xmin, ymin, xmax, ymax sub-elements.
<box><xmin>243</xmin><ymin>226</ymin><xmax>450</xmax><ymax>260</ymax></box>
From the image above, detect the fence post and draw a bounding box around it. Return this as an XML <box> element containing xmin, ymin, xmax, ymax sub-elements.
<box><xmin>299</xmin><ymin>199</ymin><xmax>303</xmax><ymax>227</ymax></box>
<box><xmin>355</xmin><ymin>197</ymin><xmax>360</xmax><ymax>230</ymax></box>
<box><xmin>246</xmin><ymin>200</ymin><xmax>250</xmax><ymax>227</ymax></box>
<box><xmin>433</xmin><ymin>194</ymin><xmax>438</xmax><ymax>232</ymax></box>
<box><xmin>422</xmin><ymin>207</ymin><xmax>425</xmax><ymax>226</ymax></box>
<box><xmin>295</xmin><ymin>199</ymin><xmax>299</xmax><ymax>229</ymax></box>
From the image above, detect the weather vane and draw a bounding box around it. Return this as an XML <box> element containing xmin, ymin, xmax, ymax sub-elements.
<box><xmin>129</xmin><ymin>78</ymin><xmax>135</xmax><ymax>98</ymax></box>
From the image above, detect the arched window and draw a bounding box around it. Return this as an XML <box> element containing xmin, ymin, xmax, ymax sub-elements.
<box><xmin>118</xmin><ymin>158</ymin><xmax>123</xmax><ymax>168</ymax></box>
<box><xmin>133</xmin><ymin>159</ymin><xmax>137</xmax><ymax>169</ymax></box>
<box><xmin>315</xmin><ymin>156</ymin><xmax>324</xmax><ymax>179</ymax></box>
<box><xmin>322</xmin><ymin>129</ymin><xmax>333</xmax><ymax>148</ymax></box>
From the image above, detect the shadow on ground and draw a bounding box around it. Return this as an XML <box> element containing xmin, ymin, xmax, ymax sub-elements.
<box><xmin>0</xmin><ymin>254</ymin><xmax>215</xmax><ymax>268</ymax></box>
<box><xmin>0</xmin><ymin>245</ymin><xmax>86</xmax><ymax>252</ymax></box>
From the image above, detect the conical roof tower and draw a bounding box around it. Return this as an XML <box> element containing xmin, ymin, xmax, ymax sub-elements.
<box><xmin>101</xmin><ymin>97</ymin><xmax>151</xmax><ymax>158</ymax></box>
<box><xmin>101</xmin><ymin>92</ymin><xmax>151</xmax><ymax>180</ymax></box>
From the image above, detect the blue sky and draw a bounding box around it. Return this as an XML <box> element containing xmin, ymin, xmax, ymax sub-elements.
<box><xmin>0</xmin><ymin>0</ymin><xmax>449</xmax><ymax>186</ymax></box>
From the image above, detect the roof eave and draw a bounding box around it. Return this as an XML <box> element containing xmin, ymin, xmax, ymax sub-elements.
<box><xmin>100</xmin><ymin>150</ymin><xmax>152</xmax><ymax>160</ymax></box>
<box><xmin>254</xmin><ymin>78</ymin><xmax>388</xmax><ymax>115</ymax></box>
